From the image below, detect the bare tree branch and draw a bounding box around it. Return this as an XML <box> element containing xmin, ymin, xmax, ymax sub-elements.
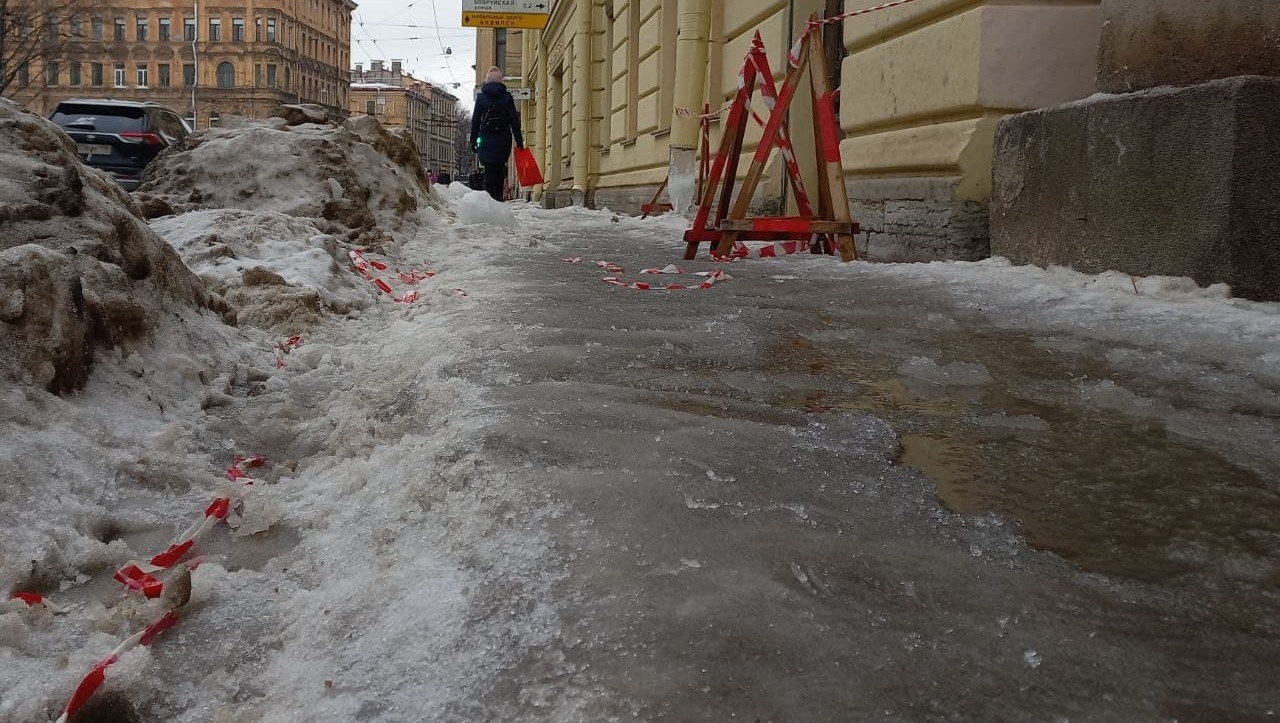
<box><xmin>1</xmin><ymin>0</ymin><xmax>88</xmax><ymax>100</ymax></box>
<box><xmin>454</xmin><ymin>106</ymin><xmax>474</xmax><ymax>177</ymax></box>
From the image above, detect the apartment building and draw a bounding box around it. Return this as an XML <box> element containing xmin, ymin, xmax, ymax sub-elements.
<box><xmin>349</xmin><ymin>60</ymin><xmax>459</xmax><ymax>175</ymax></box>
<box><xmin>482</xmin><ymin>0</ymin><xmax>1102</xmax><ymax>261</ymax></box>
<box><xmin>5</xmin><ymin>0</ymin><xmax>355</xmax><ymax>128</ymax></box>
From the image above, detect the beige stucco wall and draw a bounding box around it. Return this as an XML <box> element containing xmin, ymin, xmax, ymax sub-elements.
<box><xmin>840</xmin><ymin>0</ymin><xmax>1102</xmax><ymax>202</ymax></box>
<box><xmin>521</xmin><ymin>0</ymin><xmax>824</xmax><ymax>208</ymax></box>
<box><xmin>506</xmin><ymin>0</ymin><xmax>1101</xmax><ymax>231</ymax></box>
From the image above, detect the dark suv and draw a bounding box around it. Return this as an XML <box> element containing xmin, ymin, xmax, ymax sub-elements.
<box><xmin>49</xmin><ymin>100</ymin><xmax>191</xmax><ymax>190</ymax></box>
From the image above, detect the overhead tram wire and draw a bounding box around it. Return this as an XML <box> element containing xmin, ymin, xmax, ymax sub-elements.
<box><xmin>427</xmin><ymin>0</ymin><xmax>462</xmax><ymax>88</ymax></box>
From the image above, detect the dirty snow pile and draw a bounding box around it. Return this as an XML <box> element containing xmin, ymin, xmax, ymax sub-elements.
<box><xmin>0</xmin><ymin>98</ymin><xmax>229</xmax><ymax>394</ymax></box>
<box><xmin>139</xmin><ymin>109</ymin><xmax>442</xmax><ymax>247</ymax></box>
<box><xmin>0</xmin><ymin>100</ymin><xmax>284</xmax><ymax>720</ymax></box>
<box><xmin>137</xmin><ymin>110</ymin><xmax>448</xmax><ymax>328</ymax></box>
<box><xmin>149</xmin><ymin>209</ymin><xmax>368</xmax><ymax>329</ymax></box>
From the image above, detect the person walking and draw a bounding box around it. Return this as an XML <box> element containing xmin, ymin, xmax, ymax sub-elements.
<box><xmin>470</xmin><ymin>66</ymin><xmax>524</xmax><ymax>202</ymax></box>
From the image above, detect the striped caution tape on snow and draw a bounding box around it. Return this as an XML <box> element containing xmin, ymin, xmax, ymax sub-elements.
<box><xmin>349</xmin><ymin>249</ymin><xmax>435</xmax><ymax>304</ymax></box>
<box><xmin>16</xmin><ymin>453</ymin><xmax>269</xmax><ymax>721</ymax></box>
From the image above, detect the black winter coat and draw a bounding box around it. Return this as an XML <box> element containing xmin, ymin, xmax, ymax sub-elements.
<box><xmin>470</xmin><ymin>82</ymin><xmax>524</xmax><ymax>166</ymax></box>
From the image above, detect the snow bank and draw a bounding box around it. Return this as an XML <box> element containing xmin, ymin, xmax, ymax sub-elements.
<box><xmin>0</xmin><ymin>100</ymin><xmax>274</xmax><ymax>698</ymax></box>
<box><xmin>150</xmin><ymin>209</ymin><xmax>370</xmax><ymax>329</ymax></box>
<box><xmin>139</xmin><ymin>113</ymin><xmax>443</xmax><ymax>248</ymax></box>
<box><xmin>0</xmin><ymin>99</ymin><xmax>227</xmax><ymax>394</ymax></box>
<box><xmin>456</xmin><ymin>190</ymin><xmax>518</xmax><ymax>229</ymax></box>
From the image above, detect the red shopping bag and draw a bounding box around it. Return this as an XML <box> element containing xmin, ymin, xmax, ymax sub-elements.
<box><xmin>513</xmin><ymin>146</ymin><xmax>544</xmax><ymax>186</ymax></box>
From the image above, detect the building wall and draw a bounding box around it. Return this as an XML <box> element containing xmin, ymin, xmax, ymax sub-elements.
<box><xmin>519</xmin><ymin>0</ymin><xmax>827</xmax><ymax>210</ymax></box>
<box><xmin>349</xmin><ymin>64</ymin><xmax>459</xmax><ymax>176</ymax></box>
<box><xmin>838</xmin><ymin>0</ymin><xmax>1101</xmax><ymax>260</ymax></box>
<box><xmin>4</xmin><ymin>0</ymin><xmax>354</xmax><ymax>129</ymax></box>
<box><xmin>478</xmin><ymin>0</ymin><xmax>1101</xmax><ymax>256</ymax></box>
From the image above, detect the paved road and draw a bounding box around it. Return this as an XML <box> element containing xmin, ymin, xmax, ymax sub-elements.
<box><xmin>429</xmin><ymin>214</ymin><xmax>1279</xmax><ymax>722</ymax></box>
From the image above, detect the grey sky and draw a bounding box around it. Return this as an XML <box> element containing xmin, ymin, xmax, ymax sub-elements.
<box><xmin>349</xmin><ymin>0</ymin><xmax>477</xmax><ymax>108</ymax></box>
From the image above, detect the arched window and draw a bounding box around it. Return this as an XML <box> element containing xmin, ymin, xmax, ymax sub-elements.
<box><xmin>216</xmin><ymin>61</ymin><xmax>234</xmax><ymax>88</ymax></box>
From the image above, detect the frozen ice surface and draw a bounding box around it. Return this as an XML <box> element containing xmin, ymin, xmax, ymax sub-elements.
<box><xmin>897</xmin><ymin>356</ymin><xmax>994</xmax><ymax>386</ymax></box>
<box><xmin>2</xmin><ymin>175</ymin><xmax>1279</xmax><ymax>721</ymax></box>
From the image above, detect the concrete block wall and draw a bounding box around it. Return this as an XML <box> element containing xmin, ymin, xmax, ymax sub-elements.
<box><xmin>991</xmin><ymin>0</ymin><xmax>1280</xmax><ymax>301</ymax></box>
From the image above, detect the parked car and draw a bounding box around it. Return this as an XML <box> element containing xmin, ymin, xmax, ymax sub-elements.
<box><xmin>49</xmin><ymin>100</ymin><xmax>191</xmax><ymax>190</ymax></box>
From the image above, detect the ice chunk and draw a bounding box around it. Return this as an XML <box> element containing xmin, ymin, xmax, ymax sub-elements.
<box><xmin>456</xmin><ymin>191</ymin><xmax>518</xmax><ymax>229</ymax></box>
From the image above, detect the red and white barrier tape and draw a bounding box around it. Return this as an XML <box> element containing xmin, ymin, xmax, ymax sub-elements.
<box><xmin>53</xmin><ymin>611</ymin><xmax>180</xmax><ymax>723</ymax></box>
<box><xmin>46</xmin><ymin>453</ymin><xmax>265</xmax><ymax>720</ymax></box>
<box><xmin>792</xmin><ymin>0</ymin><xmax>922</xmax><ymax>66</ymax></box>
<box><xmin>274</xmin><ymin>334</ymin><xmax>303</xmax><ymax>368</ymax></box>
<box><xmin>9</xmin><ymin>591</ymin><xmax>67</xmax><ymax>614</ymax></box>
<box><xmin>112</xmin><ymin>455</ymin><xmax>265</xmax><ymax>601</ymax></box>
<box><xmin>602</xmin><ymin>270</ymin><xmax>730</xmax><ymax>291</ymax></box>
<box><xmin>349</xmin><ymin>249</ymin><xmax>433</xmax><ymax>304</ymax></box>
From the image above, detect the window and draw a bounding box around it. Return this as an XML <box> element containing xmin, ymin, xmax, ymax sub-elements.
<box><xmin>366</xmin><ymin>100</ymin><xmax>375</xmax><ymax>115</ymax></box>
<box><xmin>495</xmin><ymin>29</ymin><xmax>507</xmax><ymax>71</ymax></box>
<box><xmin>266</xmin><ymin>64</ymin><xmax>276</xmax><ymax>87</ymax></box>
<box><xmin>254</xmin><ymin>64</ymin><xmax>262</xmax><ymax>85</ymax></box>
<box><xmin>158</xmin><ymin>64</ymin><xmax>170</xmax><ymax>87</ymax></box>
<box><xmin>91</xmin><ymin>17</ymin><xmax>103</xmax><ymax>40</ymax></box>
<box><xmin>136</xmin><ymin>64</ymin><xmax>148</xmax><ymax>86</ymax></box>
<box><xmin>216</xmin><ymin>61</ymin><xmax>234</xmax><ymax>88</ymax></box>
<box><xmin>114</xmin><ymin>63</ymin><xmax>126</xmax><ymax>87</ymax></box>
<box><xmin>255</xmin><ymin>18</ymin><xmax>261</xmax><ymax>41</ymax></box>
<box><xmin>209</xmin><ymin>18</ymin><xmax>220</xmax><ymax>41</ymax></box>
<box><xmin>232</xmin><ymin>18</ymin><xmax>244</xmax><ymax>41</ymax></box>
<box><xmin>183</xmin><ymin>18</ymin><xmax>195</xmax><ymax>41</ymax></box>
<box><xmin>159</xmin><ymin>18</ymin><xmax>170</xmax><ymax>41</ymax></box>
<box><xmin>91</xmin><ymin>62</ymin><xmax>103</xmax><ymax>86</ymax></box>
<box><xmin>69</xmin><ymin>62</ymin><xmax>81</xmax><ymax>86</ymax></box>
<box><xmin>182</xmin><ymin>63</ymin><xmax>195</xmax><ymax>86</ymax></box>
<box><xmin>266</xmin><ymin>18</ymin><xmax>276</xmax><ymax>42</ymax></box>
<box><xmin>47</xmin><ymin>15</ymin><xmax>59</xmax><ymax>42</ymax></box>
<box><xmin>114</xmin><ymin>17</ymin><xmax>125</xmax><ymax>41</ymax></box>
<box><xmin>284</xmin><ymin>65</ymin><xmax>290</xmax><ymax>89</ymax></box>
<box><xmin>17</xmin><ymin>63</ymin><xmax>29</xmax><ymax>87</ymax></box>
<box><xmin>136</xmin><ymin>17</ymin><xmax>147</xmax><ymax>41</ymax></box>
<box><xmin>46</xmin><ymin>61</ymin><xmax>59</xmax><ymax>86</ymax></box>
<box><xmin>71</xmin><ymin>17</ymin><xmax>82</xmax><ymax>37</ymax></box>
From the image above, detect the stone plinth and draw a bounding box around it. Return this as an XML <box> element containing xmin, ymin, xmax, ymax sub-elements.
<box><xmin>991</xmin><ymin>76</ymin><xmax>1280</xmax><ymax>301</ymax></box>
<box><xmin>1098</xmin><ymin>0</ymin><xmax>1280</xmax><ymax>93</ymax></box>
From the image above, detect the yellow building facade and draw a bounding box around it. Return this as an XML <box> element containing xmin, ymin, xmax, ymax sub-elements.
<box><xmin>350</xmin><ymin>61</ymin><xmax>460</xmax><ymax>175</ymax></box>
<box><xmin>5</xmin><ymin>0</ymin><xmax>354</xmax><ymax>129</ymax></box>
<box><xmin>478</xmin><ymin>0</ymin><xmax>1101</xmax><ymax>260</ymax></box>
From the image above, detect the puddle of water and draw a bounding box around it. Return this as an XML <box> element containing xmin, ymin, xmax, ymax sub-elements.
<box><xmin>766</xmin><ymin>332</ymin><xmax>1280</xmax><ymax>590</ymax></box>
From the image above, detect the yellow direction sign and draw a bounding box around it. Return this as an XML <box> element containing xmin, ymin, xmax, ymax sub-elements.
<box><xmin>462</xmin><ymin>11</ymin><xmax>549</xmax><ymax>29</ymax></box>
<box><xmin>462</xmin><ymin>1</ymin><xmax>550</xmax><ymax>29</ymax></box>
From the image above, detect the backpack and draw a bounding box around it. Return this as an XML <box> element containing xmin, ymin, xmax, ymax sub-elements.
<box><xmin>481</xmin><ymin>102</ymin><xmax>510</xmax><ymax>133</ymax></box>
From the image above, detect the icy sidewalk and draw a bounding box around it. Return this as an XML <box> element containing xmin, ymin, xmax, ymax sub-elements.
<box><xmin>5</xmin><ymin>196</ymin><xmax>1276</xmax><ymax>721</ymax></box>
<box><xmin>405</xmin><ymin>205</ymin><xmax>1279</xmax><ymax>721</ymax></box>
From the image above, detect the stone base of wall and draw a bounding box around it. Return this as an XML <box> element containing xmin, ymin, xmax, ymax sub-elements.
<box><xmin>590</xmin><ymin>186</ymin><xmax>663</xmax><ymax>215</ymax></box>
<box><xmin>992</xmin><ymin>75</ymin><xmax>1280</xmax><ymax>302</ymax></box>
<box><xmin>545</xmin><ymin>184</ymin><xmax>786</xmax><ymax>220</ymax></box>
<box><xmin>845</xmin><ymin>177</ymin><xmax>991</xmax><ymax>262</ymax></box>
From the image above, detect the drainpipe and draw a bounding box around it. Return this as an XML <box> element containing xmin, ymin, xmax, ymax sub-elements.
<box><xmin>191</xmin><ymin>0</ymin><xmax>199</xmax><ymax>127</ymax></box>
<box><xmin>668</xmin><ymin>0</ymin><xmax>712</xmax><ymax>215</ymax></box>
<box><xmin>533</xmin><ymin>28</ymin><xmax>548</xmax><ymax>202</ymax></box>
<box><xmin>570</xmin><ymin>0</ymin><xmax>591</xmax><ymax>205</ymax></box>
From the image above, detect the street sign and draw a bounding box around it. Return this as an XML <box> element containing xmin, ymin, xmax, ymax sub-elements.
<box><xmin>462</xmin><ymin>0</ymin><xmax>549</xmax><ymax>30</ymax></box>
<box><xmin>475</xmin><ymin>86</ymin><xmax>534</xmax><ymax>101</ymax></box>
